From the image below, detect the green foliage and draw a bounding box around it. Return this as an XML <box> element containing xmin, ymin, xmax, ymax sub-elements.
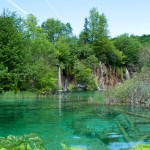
<box><xmin>139</xmin><ymin>45</ymin><xmax>150</xmax><ymax>67</ymax></box>
<box><xmin>24</xmin><ymin>14</ymin><xmax>39</xmax><ymax>39</ymax></box>
<box><xmin>107</xmin><ymin>44</ymin><xmax>150</xmax><ymax>105</ymax></box>
<box><xmin>84</xmin><ymin>55</ymin><xmax>98</xmax><ymax>69</ymax></box>
<box><xmin>74</xmin><ymin>45</ymin><xmax>98</xmax><ymax>68</ymax></box>
<box><xmin>134</xmin><ymin>34</ymin><xmax>150</xmax><ymax>45</ymax></box>
<box><xmin>92</xmin><ymin>35</ymin><xmax>124</xmax><ymax>66</ymax></box>
<box><xmin>0</xmin><ymin>134</ymin><xmax>45</xmax><ymax>150</ymax></box>
<box><xmin>39</xmin><ymin>70</ymin><xmax>57</xmax><ymax>94</ymax></box>
<box><xmin>55</xmin><ymin>36</ymin><xmax>71</xmax><ymax>66</ymax></box>
<box><xmin>88</xmin><ymin>8</ymin><xmax>101</xmax><ymax>42</ymax></box>
<box><xmin>80</xmin><ymin>7</ymin><xmax>109</xmax><ymax>44</ymax></box>
<box><xmin>78</xmin><ymin>18</ymin><xmax>90</xmax><ymax>44</ymax></box>
<box><xmin>75</xmin><ymin>45</ymin><xmax>93</xmax><ymax>60</ymax></box>
<box><xmin>0</xmin><ymin>8</ymin><xmax>147</xmax><ymax>94</ymax></box>
<box><xmin>74</xmin><ymin>61</ymin><xmax>90</xmax><ymax>83</ymax></box>
<box><xmin>79</xmin><ymin>7</ymin><xmax>125</xmax><ymax>68</ymax></box>
<box><xmin>73</xmin><ymin>61</ymin><xmax>96</xmax><ymax>90</ymax></box>
<box><xmin>106</xmin><ymin>67</ymin><xmax>150</xmax><ymax>106</ymax></box>
<box><xmin>116</xmin><ymin>66</ymin><xmax>123</xmax><ymax>79</ymax></box>
<box><xmin>42</xmin><ymin>18</ymin><xmax>72</xmax><ymax>43</ymax></box>
<box><xmin>106</xmin><ymin>77</ymin><xmax>137</xmax><ymax>103</ymax></box>
<box><xmin>113</xmin><ymin>34</ymin><xmax>141</xmax><ymax>66</ymax></box>
<box><xmin>0</xmin><ymin>10</ymin><xmax>28</xmax><ymax>92</ymax></box>
<box><xmin>68</xmin><ymin>83</ymin><xmax>75</xmax><ymax>91</ymax></box>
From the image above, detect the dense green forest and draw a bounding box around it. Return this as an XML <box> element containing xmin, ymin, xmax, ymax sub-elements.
<box><xmin>0</xmin><ymin>8</ymin><xmax>150</xmax><ymax>101</ymax></box>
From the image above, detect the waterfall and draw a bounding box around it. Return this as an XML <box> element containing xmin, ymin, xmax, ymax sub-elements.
<box><xmin>58</xmin><ymin>67</ymin><xmax>62</xmax><ymax>116</ymax></box>
<box><xmin>99</xmin><ymin>61</ymin><xmax>104</xmax><ymax>90</ymax></box>
<box><xmin>125</xmin><ymin>68</ymin><xmax>130</xmax><ymax>80</ymax></box>
<box><xmin>58</xmin><ymin>67</ymin><xmax>62</xmax><ymax>91</ymax></box>
<box><xmin>95</xmin><ymin>78</ymin><xmax>101</xmax><ymax>91</ymax></box>
<box><xmin>64</xmin><ymin>79</ymin><xmax>68</xmax><ymax>91</ymax></box>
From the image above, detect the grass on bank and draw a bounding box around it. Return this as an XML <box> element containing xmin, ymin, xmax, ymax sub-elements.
<box><xmin>0</xmin><ymin>91</ymin><xmax>36</xmax><ymax>99</ymax></box>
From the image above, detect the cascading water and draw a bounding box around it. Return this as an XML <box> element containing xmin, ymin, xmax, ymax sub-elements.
<box><xmin>58</xmin><ymin>67</ymin><xmax>62</xmax><ymax>116</ymax></box>
<box><xmin>58</xmin><ymin>67</ymin><xmax>62</xmax><ymax>91</ymax></box>
<box><xmin>64</xmin><ymin>79</ymin><xmax>68</xmax><ymax>92</ymax></box>
<box><xmin>125</xmin><ymin>68</ymin><xmax>130</xmax><ymax>80</ymax></box>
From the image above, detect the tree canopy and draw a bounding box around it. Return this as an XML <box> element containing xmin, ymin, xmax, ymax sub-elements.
<box><xmin>0</xmin><ymin>9</ymin><xmax>147</xmax><ymax>93</ymax></box>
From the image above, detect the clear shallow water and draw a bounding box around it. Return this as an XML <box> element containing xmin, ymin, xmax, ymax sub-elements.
<box><xmin>0</xmin><ymin>91</ymin><xmax>150</xmax><ymax>150</ymax></box>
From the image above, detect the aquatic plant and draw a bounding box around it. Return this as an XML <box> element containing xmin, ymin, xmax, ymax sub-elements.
<box><xmin>0</xmin><ymin>134</ymin><xmax>45</xmax><ymax>150</ymax></box>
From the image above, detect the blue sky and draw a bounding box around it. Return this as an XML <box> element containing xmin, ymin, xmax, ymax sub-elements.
<box><xmin>0</xmin><ymin>0</ymin><xmax>150</xmax><ymax>37</ymax></box>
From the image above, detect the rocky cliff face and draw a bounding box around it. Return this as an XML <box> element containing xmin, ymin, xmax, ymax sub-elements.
<box><xmin>94</xmin><ymin>63</ymin><xmax>131</xmax><ymax>90</ymax></box>
<box><xmin>60</xmin><ymin>64</ymin><xmax>132</xmax><ymax>91</ymax></box>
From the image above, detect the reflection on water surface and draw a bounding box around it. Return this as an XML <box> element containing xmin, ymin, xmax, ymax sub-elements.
<box><xmin>0</xmin><ymin>91</ymin><xmax>150</xmax><ymax>150</ymax></box>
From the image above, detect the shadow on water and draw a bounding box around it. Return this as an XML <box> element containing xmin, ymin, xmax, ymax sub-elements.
<box><xmin>0</xmin><ymin>91</ymin><xmax>150</xmax><ymax>150</ymax></box>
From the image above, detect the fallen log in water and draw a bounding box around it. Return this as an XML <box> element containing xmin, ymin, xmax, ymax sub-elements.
<box><xmin>116</xmin><ymin>121</ymin><xmax>132</xmax><ymax>142</ymax></box>
<box><xmin>124</xmin><ymin>114</ymin><xmax>134</xmax><ymax>131</ymax></box>
<box><xmin>108</xmin><ymin>107</ymin><xmax>150</xmax><ymax>119</ymax></box>
<box><xmin>133</xmin><ymin>120</ymin><xmax>150</xmax><ymax>124</ymax></box>
<box><xmin>138</xmin><ymin>134</ymin><xmax>150</xmax><ymax>142</ymax></box>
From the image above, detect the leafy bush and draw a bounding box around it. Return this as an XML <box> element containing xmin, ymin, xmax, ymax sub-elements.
<box><xmin>68</xmin><ymin>83</ymin><xmax>75</xmax><ymax>91</ymax></box>
<box><xmin>106</xmin><ymin>69</ymin><xmax>150</xmax><ymax>106</ymax></box>
<box><xmin>73</xmin><ymin>61</ymin><xmax>96</xmax><ymax>90</ymax></box>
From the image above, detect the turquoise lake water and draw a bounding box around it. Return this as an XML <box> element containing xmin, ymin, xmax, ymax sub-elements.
<box><xmin>0</xmin><ymin>91</ymin><xmax>150</xmax><ymax>150</ymax></box>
